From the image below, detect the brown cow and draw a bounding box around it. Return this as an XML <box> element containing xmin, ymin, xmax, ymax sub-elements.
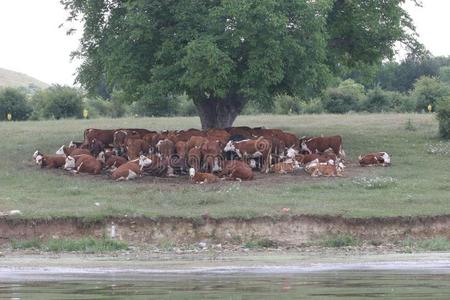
<box><xmin>295</xmin><ymin>153</ymin><xmax>337</xmax><ymax>165</ymax></box>
<box><xmin>34</xmin><ymin>151</ymin><xmax>66</xmax><ymax>169</ymax></box>
<box><xmin>359</xmin><ymin>152</ymin><xmax>391</xmax><ymax>167</ymax></box>
<box><xmin>156</xmin><ymin>139</ymin><xmax>175</xmax><ymax>159</ymax></box>
<box><xmin>270</xmin><ymin>160</ymin><xmax>300</xmax><ymax>174</ymax></box>
<box><xmin>220</xmin><ymin>160</ymin><xmax>254</xmax><ymax>181</ymax></box>
<box><xmin>175</xmin><ymin>129</ymin><xmax>205</xmax><ymax>142</ymax></box>
<box><xmin>126</xmin><ymin>138</ymin><xmax>150</xmax><ymax>160</ymax></box>
<box><xmin>207</xmin><ymin>128</ymin><xmax>230</xmax><ymax>146</ymax></box>
<box><xmin>189</xmin><ymin>168</ymin><xmax>219</xmax><ymax>184</ymax></box>
<box><xmin>304</xmin><ymin>159</ymin><xmax>344</xmax><ymax>177</ymax></box>
<box><xmin>187</xmin><ymin>146</ymin><xmax>202</xmax><ymax>171</ymax></box>
<box><xmin>226</xmin><ymin>126</ymin><xmax>253</xmax><ymax>138</ymax></box>
<box><xmin>223</xmin><ymin>137</ymin><xmax>272</xmax><ymax>173</ymax></box>
<box><xmin>56</xmin><ymin>145</ymin><xmax>91</xmax><ymax>157</ymax></box>
<box><xmin>300</xmin><ymin>135</ymin><xmax>345</xmax><ymax>157</ymax></box>
<box><xmin>63</xmin><ymin>154</ymin><xmax>103</xmax><ymax>174</ymax></box>
<box><xmin>113</xmin><ymin>130</ymin><xmax>141</xmax><ymax>149</ymax></box>
<box><xmin>111</xmin><ymin>155</ymin><xmax>153</xmax><ymax>181</ymax></box>
<box><xmin>175</xmin><ymin>141</ymin><xmax>187</xmax><ymax>158</ymax></box>
<box><xmin>186</xmin><ymin>136</ymin><xmax>209</xmax><ymax>153</ymax></box>
<box><xmin>200</xmin><ymin>140</ymin><xmax>222</xmax><ymax>173</ymax></box>
<box><xmin>104</xmin><ymin>151</ymin><xmax>128</xmax><ymax>171</ymax></box>
<box><xmin>84</xmin><ymin>129</ymin><xmax>115</xmax><ymax>146</ymax></box>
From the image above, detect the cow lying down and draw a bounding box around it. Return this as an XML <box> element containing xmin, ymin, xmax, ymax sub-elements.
<box><xmin>189</xmin><ymin>168</ymin><xmax>219</xmax><ymax>184</ymax></box>
<box><xmin>304</xmin><ymin>159</ymin><xmax>344</xmax><ymax>177</ymax></box>
<box><xmin>359</xmin><ymin>152</ymin><xmax>391</xmax><ymax>167</ymax></box>
<box><xmin>111</xmin><ymin>155</ymin><xmax>153</xmax><ymax>181</ymax></box>
<box><xmin>33</xmin><ymin>151</ymin><xmax>66</xmax><ymax>168</ymax></box>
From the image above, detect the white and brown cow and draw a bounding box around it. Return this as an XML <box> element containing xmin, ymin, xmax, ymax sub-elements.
<box><xmin>224</xmin><ymin>137</ymin><xmax>272</xmax><ymax>173</ymax></box>
<box><xmin>189</xmin><ymin>168</ymin><xmax>219</xmax><ymax>184</ymax></box>
<box><xmin>34</xmin><ymin>151</ymin><xmax>66</xmax><ymax>169</ymax></box>
<box><xmin>304</xmin><ymin>158</ymin><xmax>345</xmax><ymax>177</ymax></box>
<box><xmin>359</xmin><ymin>152</ymin><xmax>391</xmax><ymax>167</ymax></box>
<box><xmin>300</xmin><ymin>135</ymin><xmax>345</xmax><ymax>157</ymax></box>
<box><xmin>111</xmin><ymin>155</ymin><xmax>153</xmax><ymax>181</ymax></box>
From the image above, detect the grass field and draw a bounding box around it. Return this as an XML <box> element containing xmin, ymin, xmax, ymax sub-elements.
<box><xmin>1</xmin><ymin>113</ymin><xmax>449</xmax><ymax>219</ymax></box>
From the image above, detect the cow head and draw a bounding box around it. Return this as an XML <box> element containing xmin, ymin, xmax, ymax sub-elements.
<box><xmin>97</xmin><ymin>151</ymin><xmax>106</xmax><ymax>163</ymax></box>
<box><xmin>35</xmin><ymin>154</ymin><xmax>44</xmax><ymax>166</ymax></box>
<box><xmin>300</xmin><ymin>141</ymin><xmax>312</xmax><ymax>154</ymax></box>
<box><xmin>381</xmin><ymin>152</ymin><xmax>391</xmax><ymax>165</ymax></box>
<box><xmin>138</xmin><ymin>155</ymin><xmax>152</xmax><ymax>170</ymax></box>
<box><xmin>32</xmin><ymin>150</ymin><xmax>41</xmax><ymax>159</ymax></box>
<box><xmin>286</xmin><ymin>147</ymin><xmax>298</xmax><ymax>159</ymax></box>
<box><xmin>64</xmin><ymin>156</ymin><xmax>76</xmax><ymax>170</ymax></box>
<box><xmin>223</xmin><ymin>141</ymin><xmax>235</xmax><ymax>152</ymax></box>
<box><xmin>56</xmin><ymin>145</ymin><xmax>66</xmax><ymax>155</ymax></box>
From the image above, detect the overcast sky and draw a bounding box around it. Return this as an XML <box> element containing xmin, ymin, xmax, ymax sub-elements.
<box><xmin>0</xmin><ymin>0</ymin><xmax>449</xmax><ymax>86</ymax></box>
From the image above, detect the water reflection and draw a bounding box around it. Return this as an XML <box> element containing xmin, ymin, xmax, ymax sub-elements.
<box><xmin>1</xmin><ymin>271</ymin><xmax>450</xmax><ymax>299</ymax></box>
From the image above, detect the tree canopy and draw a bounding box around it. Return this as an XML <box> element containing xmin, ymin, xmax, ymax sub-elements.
<box><xmin>62</xmin><ymin>0</ymin><xmax>422</xmax><ymax>128</ymax></box>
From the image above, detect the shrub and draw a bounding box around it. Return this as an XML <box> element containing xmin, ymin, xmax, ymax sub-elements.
<box><xmin>362</xmin><ymin>88</ymin><xmax>393</xmax><ymax>112</ymax></box>
<box><xmin>322</xmin><ymin>79</ymin><xmax>365</xmax><ymax>113</ymax></box>
<box><xmin>391</xmin><ymin>92</ymin><xmax>416</xmax><ymax>112</ymax></box>
<box><xmin>436</xmin><ymin>97</ymin><xmax>450</xmax><ymax>139</ymax></box>
<box><xmin>411</xmin><ymin>76</ymin><xmax>450</xmax><ymax>112</ymax></box>
<box><xmin>299</xmin><ymin>98</ymin><xmax>324</xmax><ymax>114</ymax></box>
<box><xmin>176</xmin><ymin>94</ymin><xmax>197</xmax><ymax>116</ymax></box>
<box><xmin>32</xmin><ymin>85</ymin><xmax>83</xmax><ymax>119</ymax></box>
<box><xmin>109</xmin><ymin>90</ymin><xmax>128</xmax><ymax>118</ymax></box>
<box><xmin>84</xmin><ymin>97</ymin><xmax>112</xmax><ymax>118</ymax></box>
<box><xmin>0</xmin><ymin>87</ymin><xmax>32</xmax><ymax>120</ymax></box>
<box><xmin>274</xmin><ymin>94</ymin><xmax>301</xmax><ymax>114</ymax></box>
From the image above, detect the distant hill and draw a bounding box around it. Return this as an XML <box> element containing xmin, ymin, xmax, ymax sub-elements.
<box><xmin>0</xmin><ymin>68</ymin><xmax>49</xmax><ymax>90</ymax></box>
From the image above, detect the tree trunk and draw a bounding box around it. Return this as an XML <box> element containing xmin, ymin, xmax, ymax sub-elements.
<box><xmin>194</xmin><ymin>95</ymin><xmax>245</xmax><ymax>129</ymax></box>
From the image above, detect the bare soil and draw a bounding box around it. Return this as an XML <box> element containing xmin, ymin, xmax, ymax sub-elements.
<box><xmin>2</xmin><ymin>213</ymin><xmax>450</xmax><ymax>247</ymax></box>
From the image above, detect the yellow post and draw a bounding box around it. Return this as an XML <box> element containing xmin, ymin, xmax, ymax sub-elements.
<box><xmin>428</xmin><ymin>104</ymin><xmax>432</xmax><ymax>113</ymax></box>
<box><xmin>83</xmin><ymin>108</ymin><xmax>89</xmax><ymax>119</ymax></box>
<box><xmin>6</xmin><ymin>112</ymin><xmax>12</xmax><ymax>121</ymax></box>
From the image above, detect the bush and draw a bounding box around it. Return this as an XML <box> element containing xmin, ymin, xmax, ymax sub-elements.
<box><xmin>0</xmin><ymin>87</ymin><xmax>32</xmax><ymax>120</ymax></box>
<box><xmin>32</xmin><ymin>85</ymin><xmax>83</xmax><ymax>119</ymax></box>
<box><xmin>391</xmin><ymin>92</ymin><xmax>416</xmax><ymax>112</ymax></box>
<box><xmin>109</xmin><ymin>90</ymin><xmax>128</xmax><ymax>118</ymax></box>
<box><xmin>322</xmin><ymin>79</ymin><xmax>365</xmax><ymax>113</ymax></box>
<box><xmin>274</xmin><ymin>94</ymin><xmax>301</xmax><ymax>114</ymax></box>
<box><xmin>299</xmin><ymin>98</ymin><xmax>324</xmax><ymax>114</ymax></box>
<box><xmin>437</xmin><ymin>97</ymin><xmax>450</xmax><ymax>139</ymax></box>
<box><xmin>84</xmin><ymin>97</ymin><xmax>112</xmax><ymax>118</ymax></box>
<box><xmin>411</xmin><ymin>76</ymin><xmax>450</xmax><ymax>112</ymax></box>
<box><xmin>362</xmin><ymin>88</ymin><xmax>393</xmax><ymax>112</ymax></box>
<box><xmin>176</xmin><ymin>94</ymin><xmax>197</xmax><ymax>116</ymax></box>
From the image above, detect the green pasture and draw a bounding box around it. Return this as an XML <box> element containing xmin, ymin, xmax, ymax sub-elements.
<box><xmin>0</xmin><ymin>113</ymin><xmax>449</xmax><ymax>219</ymax></box>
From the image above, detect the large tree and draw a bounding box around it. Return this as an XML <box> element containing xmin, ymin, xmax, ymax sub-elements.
<box><xmin>62</xmin><ymin>0</ymin><xmax>421</xmax><ymax>129</ymax></box>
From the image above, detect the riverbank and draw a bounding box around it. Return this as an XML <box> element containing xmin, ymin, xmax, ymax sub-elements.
<box><xmin>2</xmin><ymin>214</ymin><xmax>450</xmax><ymax>247</ymax></box>
<box><xmin>2</xmin><ymin>250</ymin><xmax>450</xmax><ymax>278</ymax></box>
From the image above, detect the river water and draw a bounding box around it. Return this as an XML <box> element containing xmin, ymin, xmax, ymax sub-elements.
<box><xmin>1</xmin><ymin>262</ymin><xmax>450</xmax><ymax>299</ymax></box>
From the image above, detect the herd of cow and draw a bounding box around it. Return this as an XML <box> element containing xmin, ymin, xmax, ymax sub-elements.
<box><xmin>32</xmin><ymin>126</ymin><xmax>391</xmax><ymax>183</ymax></box>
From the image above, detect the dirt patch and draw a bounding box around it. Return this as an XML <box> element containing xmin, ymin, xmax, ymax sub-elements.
<box><xmin>27</xmin><ymin>159</ymin><xmax>367</xmax><ymax>188</ymax></box>
<box><xmin>2</xmin><ymin>214</ymin><xmax>450</xmax><ymax>246</ymax></box>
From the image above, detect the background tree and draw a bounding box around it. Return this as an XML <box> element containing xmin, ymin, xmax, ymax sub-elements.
<box><xmin>411</xmin><ymin>76</ymin><xmax>450</xmax><ymax>111</ymax></box>
<box><xmin>32</xmin><ymin>85</ymin><xmax>83</xmax><ymax>119</ymax></box>
<box><xmin>62</xmin><ymin>0</ymin><xmax>422</xmax><ymax>129</ymax></box>
<box><xmin>0</xmin><ymin>88</ymin><xmax>32</xmax><ymax>121</ymax></box>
